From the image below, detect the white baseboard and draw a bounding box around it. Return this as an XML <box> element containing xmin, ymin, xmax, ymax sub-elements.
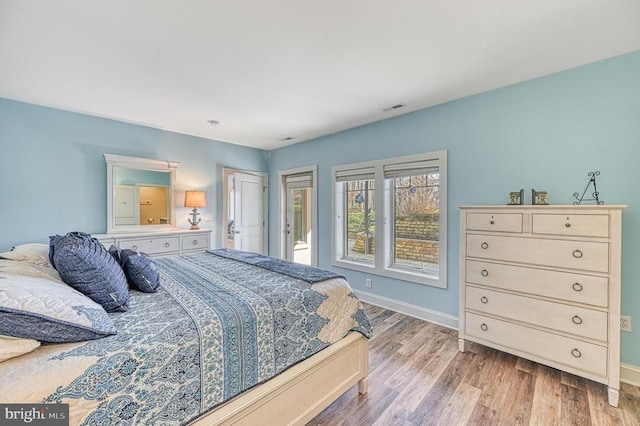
<box><xmin>621</xmin><ymin>363</ymin><xmax>640</xmax><ymax>387</ymax></box>
<box><xmin>355</xmin><ymin>289</ymin><xmax>640</xmax><ymax>386</ymax></box>
<box><xmin>353</xmin><ymin>289</ymin><xmax>458</xmax><ymax>330</ymax></box>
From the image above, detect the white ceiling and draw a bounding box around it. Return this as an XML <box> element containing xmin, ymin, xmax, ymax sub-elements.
<box><xmin>1</xmin><ymin>1</ymin><xmax>639</xmax><ymax>150</ymax></box>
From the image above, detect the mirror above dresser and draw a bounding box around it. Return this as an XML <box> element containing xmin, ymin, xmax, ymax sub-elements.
<box><xmin>104</xmin><ymin>154</ymin><xmax>179</xmax><ymax>234</ymax></box>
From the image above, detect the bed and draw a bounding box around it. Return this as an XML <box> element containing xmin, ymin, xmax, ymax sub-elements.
<box><xmin>0</xmin><ymin>242</ymin><xmax>372</xmax><ymax>425</ymax></box>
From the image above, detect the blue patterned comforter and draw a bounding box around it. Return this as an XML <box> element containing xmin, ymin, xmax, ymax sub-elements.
<box><xmin>208</xmin><ymin>248</ymin><xmax>345</xmax><ymax>283</ymax></box>
<box><xmin>0</xmin><ymin>253</ymin><xmax>372</xmax><ymax>425</ymax></box>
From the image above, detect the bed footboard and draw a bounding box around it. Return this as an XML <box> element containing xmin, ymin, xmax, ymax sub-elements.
<box><xmin>192</xmin><ymin>332</ymin><xmax>369</xmax><ymax>426</ymax></box>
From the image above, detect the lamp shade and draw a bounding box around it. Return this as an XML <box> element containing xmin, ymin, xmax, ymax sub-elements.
<box><xmin>184</xmin><ymin>190</ymin><xmax>206</xmax><ymax>208</ymax></box>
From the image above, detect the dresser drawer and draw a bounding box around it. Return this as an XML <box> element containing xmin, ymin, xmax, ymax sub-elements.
<box><xmin>532</xmin><ymin>214</ymin><xmax>609</xmax><ymax>238</ymax></box>
<box><xmin>465</xmin><ymin>260</ymin><xmax>609</xmax><ymax>307</ymax></box>
<box><xmin>181</xmin><ymin>234</ymin><xmax>209</xmax><ymax>251</ymax></box>
<box><xmin>466</xmin><ymin>213</ymin><xmax>523</xmax><ymax>233</ymax></box>
<box><xmin>119</xmin><ymin>237</ymin><xmax>180</xmax><ymax>255</ymax></box>
<box><xmin>466</xmin><ymin>312</ymin><xmax>607</xmax><ymax>378</ymax></box>
<box><xmin>466</xmin><ymin>286</ymin><xmax>608</xmax><ymax>341</ymax></box>
<box><xmin>466</xmin><ymin>234</ymin><xmax>609</xmax><ymax>273</ymax></box>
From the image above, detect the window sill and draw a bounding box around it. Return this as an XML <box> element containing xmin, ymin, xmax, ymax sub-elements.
<box><xmin>332</xmin><ymin>259</ymin><xmax>447</xmax><ymax>289</ymax></box>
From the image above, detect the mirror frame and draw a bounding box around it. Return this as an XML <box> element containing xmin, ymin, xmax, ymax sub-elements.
<box><xmin>104</xmin><ymin>153</ymin><xmax>180</xmax><ymax>234</ymax></box>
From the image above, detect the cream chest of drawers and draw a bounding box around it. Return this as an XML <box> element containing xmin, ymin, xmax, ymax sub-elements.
<box><xmin>458</xmin><ymin>205</ymin><xmax>625</xmax><ymax>406</ymax></box>
<box><xmin>95</xmin><ymin>229</ymin><xmax>212</xmax><ymax>257</ymax></box>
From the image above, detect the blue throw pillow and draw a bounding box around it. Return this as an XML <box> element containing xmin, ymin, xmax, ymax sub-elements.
<box><xmin>49</xmin><ymin>232</ymin><xmax>95</xmax><ymax>270</ymax></box>
<box><xmin>108</xmin><ymin>244</ymin><xmax>121</xmax><ymax>263</ymax></box>
<box><xmin>52</xmin><ymin>232</ymin><xmax>129</xmax><ymax>312</ymax></box>
<box><xmin>48</xmin><ymin>235</ymin><xmax>61</xmax><ymax>269</ymax></box>
<box><xmin>119</xmin><ymin>249</ymin><xmax>160</xmax><ymax>293</ymax></box>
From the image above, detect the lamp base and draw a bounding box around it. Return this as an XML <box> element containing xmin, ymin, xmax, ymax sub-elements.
<box><xmin>188</xmin><ymin>208</ymin><xmax>201</xmax><ymax>230</ymax></box>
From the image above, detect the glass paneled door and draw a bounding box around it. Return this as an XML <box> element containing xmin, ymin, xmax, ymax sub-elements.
<box><xmin>282</xmin><ymin>169</ymin><xmax>316</xmax><ymax>266</ymax></box>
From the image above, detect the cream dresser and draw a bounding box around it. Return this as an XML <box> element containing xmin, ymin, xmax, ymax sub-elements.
<box><xmin>95</xmin><ymin>229</ymin><xmax>211</xmax><ymax>257</ymax></box>
<box><xmin>458</xmin><ymin>205</ymin><xmax>625</xmax><ymax>406</ymax></box>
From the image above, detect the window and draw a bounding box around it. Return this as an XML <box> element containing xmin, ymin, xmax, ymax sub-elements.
<box><xmin>335</xmin><ymin>167</ymin><xmax>376</xmax><ymax>265</ymax></box>
<box><xmin>332</xmin><ymin>151</ymin><xmax>447</xmax><ymax>288</ymax></box>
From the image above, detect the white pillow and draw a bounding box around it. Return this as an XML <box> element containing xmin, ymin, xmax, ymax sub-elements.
<box><xmin>0</xmin><ymin>244</ymin><xmax>51</xmax><ymax>267</ymax></box>
<box><xmin>0</xmin><ymin>274</ymin><xmax>117</xmax><ymax>343</ymax></box>
<box><xmin>0</xmin><ymin>259</ymin><xmax>64</xmax><ymax>283</ymax></box>
<box><xmin>0</xmin><ymin>335</ymin><xmax>40</xmax><ymax>362</ymax></box>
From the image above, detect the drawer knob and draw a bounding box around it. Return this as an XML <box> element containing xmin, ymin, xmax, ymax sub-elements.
<box><xmin>565</xmin><ymin>223</ymin><xmax>571</xmax><ymax>228</ymax></box>
<box><xmin>480</xmin><ymin>323</ymin><xmax>488</xmax><ymax>332</ymax></box>
<box><xmin>571</xmin><ymin>348</ymin><xmax>582</xmax><ymax>358</ymax></box>
<box><xmin>192</xmin><ymin>240</ymin><xmax>198</xmax><ymax>245</ymax></box>
<box><xmin>164</xmin><ymin>242</ymin><xmax>170</xmax><ymax>248</ymax></box>
<box><xmin>572</xmin><ymin>315</ymin><xmax>583</xmax><ymax>325</ymax></box>
<box><xmin>572</xmin><ymin>282</ymin><xmax>583</xmax><ymax>292</ymax></box>
<box><xmin>132</xmin><ymin>245</ymin><xmax>138</xmax><ymax>251</ymax></box>
<box><xmin>572</xmin><ymin>249</ymin><xmax>583</xmax><ymax>258</ymax></box>
<box><xmin>481</xmin><ymin>269</ymin><xmax>489</xmax><ymax>277</ymax></box>
<box><xmin>481</xmin><ymin>242</ymin><xmax>489</xmax><ymax>249</ymax></box>
<box><xmin>489</xmin><ymin>220</ymin><xmax>495</xmax><ymax>225</ymax></box>
<box><xmin>480</xmin><ymin>296</ymin><xmax>489</xmax><ymax>304</ymax></box>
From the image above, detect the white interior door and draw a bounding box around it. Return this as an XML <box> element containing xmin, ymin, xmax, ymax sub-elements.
<box><xmin>234</xmin><ymin>172</ymin><xmax>265</xmax><ymax>253</ymax></box>
<box><xmin>115</xmin><ymin>185</ymin><xmax>139</xmax><ymax>225</ymax></box>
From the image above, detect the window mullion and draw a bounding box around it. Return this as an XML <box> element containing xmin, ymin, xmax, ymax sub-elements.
<box><xmin>382</xmin><ymin>176</ymin><xmax>394</xmax><ymax>270</ymax></box>
<box><xmin>374</xmin><ymin>164</ymin><xmax>385</xmax><ymax>271</ymax></box>
<box><xmin>343</xmin><ymin>187</ymin><xmax>349</xmax><ymax>261</ymax></box>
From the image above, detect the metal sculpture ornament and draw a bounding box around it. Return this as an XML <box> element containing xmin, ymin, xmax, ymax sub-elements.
<box><xmin>573</xmin><ymin>171</ymin><xmax>604</xmax><ymax>205</ymax></box>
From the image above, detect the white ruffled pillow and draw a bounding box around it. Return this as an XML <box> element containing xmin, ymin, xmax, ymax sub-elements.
<box><xmin>0</xmin><ymin>244</ymin><xmax>51</xmax><ymax>267</ymax></box>
<box><xmin>0</xmin><ymin>274</ymin><xmax>117</xmax><ymax>343</ymax></box>
<box><xmin>0</xmin><ymin>259</ymin><xmax>64</xmax><ymax>283</ymax></box>
<box><xmin>0</xmin><ymin>335</ymin><xmax>40</xmax><ymax>362</ymax></box>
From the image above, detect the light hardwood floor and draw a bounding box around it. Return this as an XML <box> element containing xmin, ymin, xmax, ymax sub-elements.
<box><xmin>309</xmin><ymin>304</ymin><xmax>640</xmax><ymax>426</ymax></box>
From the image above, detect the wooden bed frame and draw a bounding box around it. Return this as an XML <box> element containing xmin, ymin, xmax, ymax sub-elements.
<box><xmin>192</xmin><ymin>332</ymin><xmax>369</xmax><ymax>425</ymax></box>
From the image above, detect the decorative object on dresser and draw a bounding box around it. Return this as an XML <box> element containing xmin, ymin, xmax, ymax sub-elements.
<box><xmin>458</xmin><ymin>205</ymin><xmax>625</xmax><ymax>406</ymax></box>
<box><xmin>531</xmin><ymin>189</ymin><xmax>548</xmax><ymax>205</ymax></box>
<box><xmin>184</xmin><ymin>190</ymin><xmax>207</xmax><ymax>230</ymax></box>
<box><xmin>573</xmin><ymin>171</ymin><xmax>604</xmax><ymax>205</ymax></box>
<box><xmin>507</xmin><ymin>189</ymin><xmax>524</xmax><ymax>205</ymax></box>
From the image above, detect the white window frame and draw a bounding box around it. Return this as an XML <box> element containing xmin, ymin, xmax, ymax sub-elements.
<box><xmin>331</xmin><ymin>150</ymin><xmax>447</xmax><ymax>288</ymax></box>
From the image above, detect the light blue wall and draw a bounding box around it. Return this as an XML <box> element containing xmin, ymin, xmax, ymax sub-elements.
<box><xmin>1</xmin><ymin>51</ymin><xmax>638</xmax><ymax>367</ymax></box>
<box><xmin>268</xmin><ymin>51</ymin><xmax>640</xmax><ymax>366</ymax></box>
<box><xmin>0</xmin><ymin>98</ymin><xmax>268</xmax><ymax>250</ymax></box>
